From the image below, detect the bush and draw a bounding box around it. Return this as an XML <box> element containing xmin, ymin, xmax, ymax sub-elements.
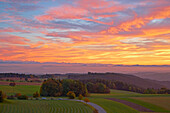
<box><xmin>54</xmin><ymin>92</ymin><xmax>62</xmax><ymax>97</ymax></box>
<box><xmin>0</xmin><ymin>91</ymin><xmax>6</xmax><ymax>102</ymax></box>
<box><xmin>17</xmin><ymin>95</ymin><xmax>28</xmax><ymax>100</ymax></box>
<box><xmin>7</xmin><ymin>95</ymin><xmax>15</xmax><ymax>99</ymax></box>
<box><xmin>15</xmin><ymin>93</ymin><xmax>21</xmax><ymax>97</ymax></box>
<box><xmin>33</xmin><ymin>91</ymin><xmax>40</xmax><ymax>98</ymax></box>
<box><xmin>84</xmin><ymin>98</ymin><xmax>90</xmax><ymax>103</ymax></box>
<box><xmin>67</xmin><ymin>91</ymin><xmax>76</xmax><ymax>99</ymax></box>
<box><xmin>78</xmin><ymin>94</ymin><xmax>83</xmax><ymax>100</ymax></box>
<box><xmin>9</xmin><ymin>82</ymin><xmax>16</xmax><ymax>87</ymax></box>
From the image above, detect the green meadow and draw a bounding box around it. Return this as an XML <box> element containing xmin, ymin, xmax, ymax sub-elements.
<box><xmin>0</xmin><ymin>85</ymin><xmax>41</xmax><ymax>96</ymax></box>
<box><xmin>0</xmin><ymin>85</ymin><xmax>170</xmax><ymax>113</ymax></box>
<box><xmin>0</xmin><ymin>100</ymin><xmax>93</xmax><ymax>113</ymax></box>
<box><xmin>89</xmin><ymin>89</ymin><xmax>170</xmax><ymax>113</ymax></box>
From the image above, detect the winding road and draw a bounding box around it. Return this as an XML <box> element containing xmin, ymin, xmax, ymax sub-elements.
<box><xmin>74</xmin><ymin>100</ymin><xmax>106</xmax><ymax>113</ymax></box>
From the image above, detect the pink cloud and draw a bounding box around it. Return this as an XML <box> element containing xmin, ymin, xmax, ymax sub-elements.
<box><xmin>0</xmin><ymin>34</ymin><xmax>30</xmax><ymax>44</ymax></box>
<box><xmin>35</xmin><ymin>0</ymin><xmax>126</xmax><ymax>25</ymax></box>
<box><xmin>35</xmin><ymin>5</ymin><xmax>88</xmax><ymax>22</ymax></box>
<box><xmin>0</xmin><ymin>0</ymin><xmax>40</xmax><ymax>3</ymax></box>
<box><xmin>75</xmin><ymin>0</ymin><xmax>112</xmax><ymax>8</ymax></box>
<box><xmin>107</xmin><ymin>6</ymin><xmax>170</xmax><ymax>34</ymax></box>
<box><xmin>0</xmin><ymin>27</ymin><xmax>28</xmax><ymax>33</ymax></box>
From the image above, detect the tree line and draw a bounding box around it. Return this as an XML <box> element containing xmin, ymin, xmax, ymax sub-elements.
<box><xmin>80</xmin><ymin>79</ymin><xmax>170</xmax><ymax>94</ymax></box>
<box><xmin>40</xmin><ymin>78</ymin><xmax>170</xmax><ymax>96</ymax></box>
<box><xmin>0</xmin><ymin>73</ymin><xmax>37</xmax><ymax>78</ymax></box>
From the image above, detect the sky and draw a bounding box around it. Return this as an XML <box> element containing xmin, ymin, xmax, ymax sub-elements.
<box><xmin>0</xmin><ymin>0</ymin><xmax>170</xmax><ymax>65</ymax></box>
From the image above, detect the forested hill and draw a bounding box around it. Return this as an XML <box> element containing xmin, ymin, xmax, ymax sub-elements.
<box><xmin>1</xmin><ymin>72</ymin><xmax>169</xmax><ymax>89</ymax></box>
<box><xmin>68</xmin><ymin>72</ymin><xmax>169</xmax><ymax>89</ymax></box>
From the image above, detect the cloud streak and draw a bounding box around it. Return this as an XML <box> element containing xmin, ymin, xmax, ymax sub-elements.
<box><xmin>0</xmin><ymin>0</ymin><xmax>170</xmax><ymax>65</ymax></box>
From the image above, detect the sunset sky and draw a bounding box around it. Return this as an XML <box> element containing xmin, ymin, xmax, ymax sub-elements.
<box><xmin>0</xmin><ymin>0</ymin><xmax>170</xmax><ymax>65</ymax></box>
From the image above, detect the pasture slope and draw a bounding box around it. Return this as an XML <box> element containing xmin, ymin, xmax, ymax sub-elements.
<box><xmin>90</xmin><ymin>89</ymin><xmax>170</xmax><ymax>113</ymax></box>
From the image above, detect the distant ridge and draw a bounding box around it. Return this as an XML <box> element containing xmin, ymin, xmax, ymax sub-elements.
<box><xmin>68</xmin><ymin>72</ymin><xmax>170</xmax><ymax>89</ymax></box>
<box><xmin>0</xmin><ymin>60</ymin><xmax>170</xmax><ymax>67</ymax></box>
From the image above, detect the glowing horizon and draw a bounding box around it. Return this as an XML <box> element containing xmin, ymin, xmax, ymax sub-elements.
<box><xmin>0</xmin><ymin>0</ymin><xmax>170</xmax><ymax>65</ymax></box>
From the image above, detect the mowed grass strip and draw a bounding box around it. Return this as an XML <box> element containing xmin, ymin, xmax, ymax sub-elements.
<box><xmin>90</xmin><ymin>89</ymin><xmax>170</xmax><ymax>113</ymax></box>
<box><xmin>0</xmin><ymin>85</ymin><xmax>40</xmax><ymax>96</ymax></box>
<box><xmin>120</xmin><ymin>97</ymin><xmax>169</xmax><ymax>112</ymax></box>
<box><xmin>90</xmin><ymin>98</ymin><xmax>139</xmax><ymax>113</ymax></box>
<box><xmin>130</xmin><ymin>97</ymin><xmax>170</xmax><ymax>111</ymax></box>
<box><xmin>0</xmin><ymin>100</ymin><xmax>94</xmax><ymax>113</ymax></box>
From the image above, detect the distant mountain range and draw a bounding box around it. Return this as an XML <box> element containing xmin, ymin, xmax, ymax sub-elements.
<box><xmin>68</xmin><ymin>72</ymin><xmax>170</xmax><ymax>89</ymax></box>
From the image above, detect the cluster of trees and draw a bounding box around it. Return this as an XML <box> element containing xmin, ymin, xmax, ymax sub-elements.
<box><xmin>7</xmin><ymin>93</ymin><xmax>28</xmax><ymax>100</ymax></box>
<box><xmin>81</xmin><ymin>79</ymin><xmax>144</xmax><ymax>93</ymax></box>
<box><xmin>39</xmin><ymin>74</ymin><xmax>62</xmax><ymax>78</ymax></box>
<box><xmin>81</xmin><ymin>79</ymin><xmax>116</xmax><ymax>89</ymax></box>
<box><xmin>0</xmin><ymin>73</ymin><xmax>37</xmax><ymax>78</ymax></box>
<box><xmin>144</xmin><ymin>88</ymin><xmax>170</xmax><ymax>94</ymax></box>
<box><xmin>40</xmin><ymin>79</ymin><xmax>88</xmax><ymax>97</ymax></box>
<box><xmin>80</xmin><ymin>79</ymin><xmax>170</xmax><ymax>94</ymax></box>
<box><xmin>4</xmin><ymin>92</ymin><xmax>38</xmax><ymax>100</ymax></box>
<box><xmin>86</xmin><ymin>82</ymin><xmax>110</xmax><ymax>93</ymax></box>
<box><xmin>41</xmin><ymin>78</ymin><xmax>170</xmax><ymax>95</ymax></box>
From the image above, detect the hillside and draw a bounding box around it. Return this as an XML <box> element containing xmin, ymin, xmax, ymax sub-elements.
<box><xmin>68</xmin><ymin>73</ymin><xmax>168</xmax><ymax>89</ymax></box>
<box><xmin>132</xmin><ymin>72</ymin><xmax>170</xmax><ymax>81</ymax></box>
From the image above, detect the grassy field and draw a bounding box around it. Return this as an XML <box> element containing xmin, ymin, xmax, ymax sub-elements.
<box><xmin>0</xmin><ymin>85</ymin><xmax>40</xmax><ymax>96</ymax></box>
<box><xmin>1</xmin><ymin>85</ymin><xmax>170</xmax><ymax>113</ymax></box>
<box><xmin>121</xmin><ymin>97</ymin><xmax>169</xmax><ymax>112</ymax></box>
<box><xmin>0</xmin><ymin>100</ymin><xmax>93</xmax><ymax>113</ymax></box>
<box><xmin>90</xmin><ymin>98</ymin><xmax>139</xmax><ymax>113</ymax></box>
<box><xmin>90</xmin><ymin>89</ymin><xmax>170</xmax><ymax>113</ymax></box>
<box><xmin>131</xmin><ymin>97</ymin><xmax>170</xmax><ymax>111</ymax></box>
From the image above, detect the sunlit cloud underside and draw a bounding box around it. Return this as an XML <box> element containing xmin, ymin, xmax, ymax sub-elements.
<box><xmin>0</xmin><ymin>0</ymin><xmax>170</xmax><ymax>65</ymax></box>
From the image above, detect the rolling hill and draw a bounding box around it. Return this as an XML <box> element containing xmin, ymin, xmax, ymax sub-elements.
<box><xmin>68</xmin><ymin>72</ymin><xmax>170</xmax><ymax>89</ymax></box>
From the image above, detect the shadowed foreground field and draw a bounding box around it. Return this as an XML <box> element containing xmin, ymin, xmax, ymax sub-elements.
<box><xmin>0</xmin><ymin>100</ymin><xmax>93</xmax><ymax>113</ymax></box>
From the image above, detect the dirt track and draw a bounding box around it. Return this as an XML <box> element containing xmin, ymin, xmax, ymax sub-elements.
<box><xmin>106</xmin><ymin>98</ymin><xmax>153</xmax><ymax>112</ymax></box>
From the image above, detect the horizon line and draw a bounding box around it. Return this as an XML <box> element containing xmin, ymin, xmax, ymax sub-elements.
<box><xmin>0</xmin><ymin>60</ymin><xmax>170</xmax><ymax>67</ymax></box>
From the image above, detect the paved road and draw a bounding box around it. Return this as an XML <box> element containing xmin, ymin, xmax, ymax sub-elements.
<box><xmin>74</xmin><ymin>100</ymin><xmax>106</xmax><ymax>113</ymax></box>
<box><xmin>86</xmin><ymin>102</ymin><xmax>106</xmax><ymax>113</ymax></box>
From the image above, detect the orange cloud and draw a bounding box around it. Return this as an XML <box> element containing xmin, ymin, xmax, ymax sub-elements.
<box><xmin>1</xmin><ymin>0</ymin><xmax>170</xmax><ymax>65</ymax></box>
<box><xmin>0</xmin><ymin>34</ymin><xmax>30</xmax><ymax>44</ymax></box>
<box><xmin>107</xmin><ymin>6</ymin><xmax>170</xmax><ymax>34</ymax></box>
